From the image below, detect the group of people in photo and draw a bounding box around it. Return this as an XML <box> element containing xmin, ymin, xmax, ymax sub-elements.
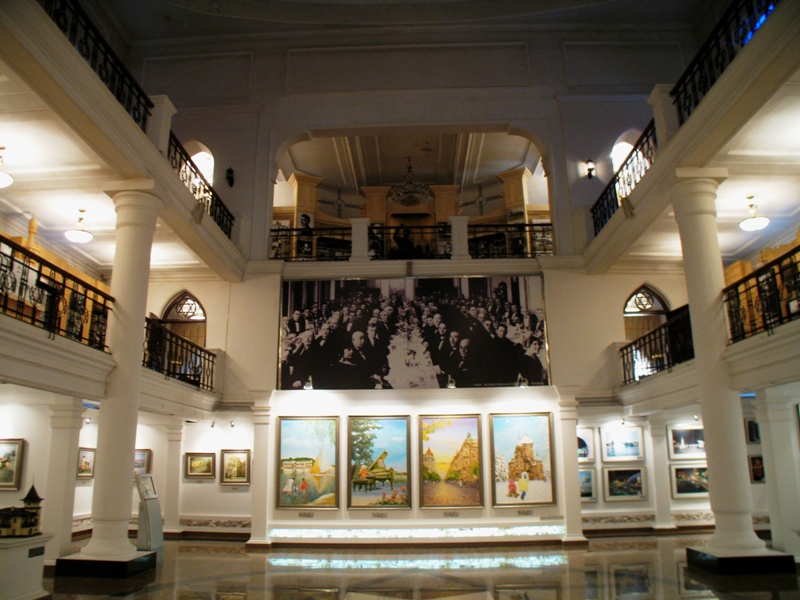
<box><xmin>280</xmin><ymin>279</ymin><xmax>548</xmax><ymax>390</ymax></box>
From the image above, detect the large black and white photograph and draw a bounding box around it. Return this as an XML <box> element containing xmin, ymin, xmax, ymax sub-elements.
<box><xmin>279</xmin><ymin>276</ymin><xmax>547</xmax><ymax>390</ymax></box>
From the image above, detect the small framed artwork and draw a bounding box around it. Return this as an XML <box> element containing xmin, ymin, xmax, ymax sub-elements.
<box><xmin>277</xmin><ymin>417</ymin><xmax>339</xmax><ymax>509</ymax></box>
<box><xmin>670</xmin><ymin>464</ymin><xmax>709</xmax><ymax>498</ymax></box>
<box><xmin>579</xmin><ymin>468</ymin><xmax>597</xmax><ymax>502</ymax></box>
<box><xmin>348</xmin><ymin>416</ymin><xmax>410</xmax><ymax>509</ymax></box>
<box><xmin>744</xmin><ymin>418</ymin><xmax>761</xmax><ymax>444</ymax></box>
<box><xmin>77</xmin><ymin>447</ymin><xmax>96</xmax><ymax>480</ymax></box>
<box><xmin>604</xmin><ymin>467</ymin><xmax>646</xmax><ymax>501</ymax></box>
<box><xmin>667</xmin><ymin>425</ymin><xmax>706</xmax><ymax>460</ymax></box>
<box><xmin>419</xmin><ymin>415</ymin><xmax>483</xmax><ymax>509</ymax></box>
<box><xmin>610</xmin><ymin>563</ymin><xmax>653</xmax><ymax>599</ymax></box>
<box><xmin>185</xmin><ymin>452</ymin><xmax>216</xmax><ymax>479</ymax></box>
<box><xmin>136</xmin><ymin>473</ymin><xmax>158</xmax><ymax>500</ymax></box>
<box><xmin>133</xmin><ymin>449</ymin><xmax>152</xmax><ymax>475</ymax></box>
<box><xmin>220</xmin><ymin>449</ymin><xmax>251</xmax><ymax>486</ymax></box>
<box><xmin>577</xmin><ymin>427</ymin><xmax>595</xmax><ymax>463</ymax></box>
<box><xmin>748</xmin><ymin>455</ymin><xmax>765</xmax><ymax>483</ymax></box>
<box><xmin>601</xmin><ymin>426</ymin><xmax>645</xmax><ymax>462</ymax></box>
<box><xmin>0</xmin><ymin>438</ymin><xmax>25</xmax><ymax>490</ymax></box>
<box><xmin>490</xmin><ymin>413</ymin><xmax>554</xmax><ymax>506</ymax></box>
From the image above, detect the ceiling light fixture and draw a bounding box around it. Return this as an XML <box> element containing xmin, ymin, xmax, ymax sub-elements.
<box><xmin>388</xmin><ymin>156</ymin><xmax>434</xmax><ymax>207</ymax></box>
<box><xmin>739</xmin><ymin>200</ymin><xmax>769</xmax><ymax>232</ymax></box>
<box><xmin>64</xmin><ymin>209</ymin><xmax>94</xmax><ymax>243</ymax></box>
<box><xmin>0</xmin><ymin>148</ymin><xmax>14</xmax><ymax>189</ymax></box>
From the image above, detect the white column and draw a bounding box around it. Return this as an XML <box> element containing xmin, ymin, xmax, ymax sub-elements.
<box><xmin>448</xmin><ymin>215</ymin><xmax>471</xmax><ymax>260</ymax></box>
<box><xmin>648</xmin><ymin>416</ymin><xmax>677</xmax><ymax>530</ymax></box>
<box><xmin>349</xmin><ymin>217</ymin><xmax>370</xmax><ymax>261</ymax></box>
<box><xmin>81</xmin><ymin>182</ymin><xmax>162</xmax><ymax>559</ymax></box>
<box><xmin>246</xmin><ymin>392</ymin><xmax>272</xmax><ymax>547</ymax></box>
<box><xmin>755</xmin><ymin>388</ymin><xmax>800</xmax><ymax>558</ymax></box>
<box><xmin>557</xmin><ymin>386</ymin><xmax>587</xmax><ymax>543</ymax></box>
<box><xmin>145</xmin><ymin>95</ymin><xmax>177</xmax><ymax>156</ymax></box>
<box><xmin>42</xmin><ymin>396</ymin><xmax>84</xmax><ymax>559</ymax></box>
<box><xmin>162</xmin><ymin>418</ymin><xmax>183</xmax><ymax>533</ymax></box>
<box><xmin>670</xmin><ymin>170</ymin><xmax>764</xmax><ymax>554</ymax></box>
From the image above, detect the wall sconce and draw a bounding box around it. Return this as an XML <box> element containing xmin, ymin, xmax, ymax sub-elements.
<box><xmin>585</xmin><ymin>159</ymin><xmax>596</xmax><ymax>179</ymax></box>
<box><xmin>516</xmin><ymin>374</ymin><xmax>528</xmax><ymax>388</ymax></box>
<box><xmin>446</xmin><ymin>375</ymin><xmax>456</xmax><ymax>389</ymax></box>
<box><xmin>0</xmin><ymin>147</ymin><xmax>13</xmax><ymax>189</ymax></box>
<box><xmin>225</xmin><ymin>167</ymin><xmax>234</xmax><ymax>188</ymax></box>
<box><xmin>693</xmin><ymin>414</ymin><xmax>699</xmax><ymax>421</ymax></box>
<box><xmin>64</xmin><ymin>209</ymin><xmax>94</xmax><ymax>244</ymax></box>
<box><xmin>739</xmin><ymin>199</ymin><xmax>769</xmax><ymax>231</ymax></box>
<box><xmin>304</xmin><ymin>376</ymin><xmax>314</xmax><ymax>390</ymax></box>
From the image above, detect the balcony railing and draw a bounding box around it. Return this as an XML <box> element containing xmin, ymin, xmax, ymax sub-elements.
<box><xmin>724</xmin><ymin>242</ymin><xmax>800</xmax><ymax>342</ymax></box>
<box><xmin>39</xmin><ymin>0</ymin><xmax>153</xmax><ymax>131</ymax></box>
<box><xmin>591</xmin><ymin>120</ymin><xmax>658</xmax><ymax>236</ymax></box>
<box><xmin>620</xmin><ymin>305</ymin><xmax>694</xmax><ymax>385</ymax></box>
<box><xmin>372</xmin><ymin>225</ymin><xmax>452</xmax><ymax>260</ymax></box>
<box><xmin>0</xmin><ymin>235</ymin><xmax>113</xmax><ymax>351</ymax></box>
<box><xmin>167</xmin><ymin>133</ymin><xmax>235</xmax><ymax>239</ymax></box>
<box><xmin>143</xmin><ymin>317</ymin><xmax>215</xmax><ymax>391</ymax></box>
<box><xmin>671</xmin><ymin>0</ymin><xmax>781</xmax><ymax>126</ymax></box>
<box><xmin>270</xmin><ymin>226</ymin><xmax>352</xmax><ymax>261</ymax></box>
<box><xmin>468</xmin><ymin>223</ymin><xmax>554</xmax><ymax>259</ymax></box>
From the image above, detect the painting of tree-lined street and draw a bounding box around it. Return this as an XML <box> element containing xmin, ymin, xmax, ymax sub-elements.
<box><xmin>419</xmin><ymin>415</ymin><xmax>483</xmax><ymax>508</ymax></box>
<box><xmin>348</xmin><ymin>416</ymin><xmax>410</xmax><ymax>508</ymax></box>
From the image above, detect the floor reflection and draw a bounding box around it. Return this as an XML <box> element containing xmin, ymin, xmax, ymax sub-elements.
<box><xmin>43</xmin><ymin>534</ymin><xmax>798</xmax><ymax>599</ymax></box>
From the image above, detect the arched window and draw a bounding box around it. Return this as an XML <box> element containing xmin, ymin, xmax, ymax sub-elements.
<box><xmin>161</xmin><ymin>291</ymin><xmax>207</xmax><ymax>348</ymax></box>
<box><xmin>182</xmin><ymin>140</ymin><xmax>215</xmax><ymax>186</ymax></box>
<box><xmin>623</xmin><ymin>285</ymin><xmax>669</xmax><ymax>341</ymax></box>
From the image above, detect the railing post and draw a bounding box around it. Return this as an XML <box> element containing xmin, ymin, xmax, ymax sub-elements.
<box><xmin>349</xmin><ymin>218</ymin><xmax>370</xmax><ymax>262</ymax></box>
<box><xmin>647</xmin><ymin>84</ymin><xmax>680</xmax><ymax>146</ymax></box>
<box><xmin>449</xmin><ymin>216</ymin><xmax>471</xmax><ymax>260</ymax></box>
<box><xmin>147</xmin><ymin>95</ymin><xmax>177</xmax><ymax>156</ymax></box>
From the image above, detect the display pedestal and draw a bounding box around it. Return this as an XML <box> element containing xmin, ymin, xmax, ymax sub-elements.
<box><xmin>686</xmin><ymin>546</ymin><xmax>796</xmax><ymax>575</ymax></box>
<box><xmin>54</xmin><ymin>550</ymin><xmax>157</xmax><ymax>578</ymax></box>
<box><xmin>0</xmin><ymin>534</ymin><xmax>53</xmax><ymax>600</ymax></box>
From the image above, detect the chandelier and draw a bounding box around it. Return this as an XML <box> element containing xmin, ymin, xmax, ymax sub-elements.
<box><xmin>388</xmin><ymin>157</ymin><xmax>434</xmax><ymax>206</ymax></box>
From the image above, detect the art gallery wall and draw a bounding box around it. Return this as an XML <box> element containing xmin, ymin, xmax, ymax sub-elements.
<box><xmin>74</xmin><ymin>414</ymin><xmax>98</xmax><ymax>518</ymax></box>
<box><xmin>0</xmin><ymin>398</ymin><xmax>51</xmax><ymax>504</ymax></box>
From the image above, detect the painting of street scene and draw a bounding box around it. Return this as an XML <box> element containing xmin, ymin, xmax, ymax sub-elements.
<box><xmin>419</xmin><ymin>415</ymin><xmax>483</xmax><ymax>508</ymax></box>
<box><xmin>277</xmin><ymin>417</ymin><xmax>339</xmax><ymax>509</ymax></box>
<box><xmin>348</xmin><ymin>416</ymin><xmax>410</xmax><ymax>509</ymax></box>
<box><xmin>490</xmin><ymin>413</ymin><xmax>554</xmax><ymax>506</ymax></box>
<box><xmin>604</xmin><ymin>467</ymin><xmax>647</xmax><ymax>501</ymax></box>
<box><xmin>671</xmin><ymin>464</ymin><xmax>709</xmax><ymax>498</ymax></box>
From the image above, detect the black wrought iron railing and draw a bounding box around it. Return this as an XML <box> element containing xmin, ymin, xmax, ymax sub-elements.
<box><xmin>620</xmin><ymin>305</ymin><xmax>694</xmax><ymax>385</ymax></box>
<box><xmin>143</xmin><ymin>317</ymin><xmax>215</xmax><ymax>391</ymax></box>
<box><xmin>39</xmin><ymin>0</ymin><xmax>153</xmax><ymax>131</ymax></box>
<box><xmin>468</xmin><ymin>223</ymin><xmax>554</xmax><ymax>259</ymax></box>
<box><xmin>591</xmin><ymin>120</ymin><xmax>658</xmax><ymax>237</ymax></box>
<box><xmin>671</xmin><ymin>0</ymin><xmax>781</xmax><ymax>126</ymax></box>
<box><xmin>0</xmin><ymin>235</ymin><xmax>113</xmax><ymax>351</ymax></box>
<box><xmin>167</xmin><ymin>133</ymin><xmax>235</xmax><ymax>239</ymax></box>
<box><xmin>372</xmin><ymin>225</ymin><xmax>452</xmax><ymax>260</ymax></box>
<box><xmin>724</xmin><ymin>243</ymin><xmax>800</xmax><ymax>342</ymax></box>
<box><xmin>270</xmin><ymin>226</ymin><xmax>352</xmax><ymax>261</ymax></box>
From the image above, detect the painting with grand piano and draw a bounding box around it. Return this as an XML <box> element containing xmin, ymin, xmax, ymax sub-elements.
<box><xmin>347</xmin><ymin>416</ymin><xmax>410</xmax><ymax>509</ymax></box>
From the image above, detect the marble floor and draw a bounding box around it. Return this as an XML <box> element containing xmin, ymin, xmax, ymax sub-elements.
<box><xmin>44</xmin><ymin>534</ymin><xmax>799</xmax><ymax>599</ymax></box>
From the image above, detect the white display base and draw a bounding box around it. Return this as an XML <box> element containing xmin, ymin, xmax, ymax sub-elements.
<box><xmin>0</xmin><ymin>534</ymin><xmax>53</xmax><ymax>600</ymax></box>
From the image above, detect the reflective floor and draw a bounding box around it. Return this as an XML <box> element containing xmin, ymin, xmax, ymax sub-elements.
<box><xmin>45</xmin><ymin>534</ymin><xmax>799</xmax><ymax>599</ymax></box>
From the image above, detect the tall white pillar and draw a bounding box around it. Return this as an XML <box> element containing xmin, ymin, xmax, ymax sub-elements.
<box><xmin>755</xmin><ymin>388</ymin><xmax>800</xmax><ymax>558</ymax></box>
<box><xmin>163</xmin><ymin>418</ymin><xmax>184</xmax><ymax>533</ymax></box>
<box><xmin>81</xmin><ymin>182</ymin><xmax>162</xmax><ymax>559</ymax></box>
<box><xmin>448</xmin><ymin>215</ymin><xmax>471</xmax><ymax>260</ymax></box>
<box><xmin>246</xmin><ymin>392</ymin><xmax>272</xmax><ymax>547</ymax></box>
<box><xmin>670</xmin><ymin>170</ymin><xmax>764</xmax><ymax>555</ymax></box>
<box><xmin>349</xmin><ymin>218</ymin><xmax>370</xmax><ymax>261</ymax></box>
<box><xmin>557</xmin><ymin>386</ymin><xmax>587</xmax><ymax>544</ymax></box>
<box><xmin>648</xmin><ymin>416</ymin><xmax>677</xmax><ymax>530</ymax></box>
<box><xmin>43</xmin><ymin>396</ymin><xmax>84</xmax><ymax>559</ymax></box>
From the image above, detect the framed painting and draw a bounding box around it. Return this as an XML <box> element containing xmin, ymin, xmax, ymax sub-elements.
<box><xmin>277</xmin><ymin>417</ymin><xmax>339</xmax><ymax>509</ymax></box>
<box><xmin>77</xmin><ymin>447</ymin><xmax>96</xmax><ymax>480</ymax></box>
<box><xmin>0</xmin><ymin>438</ymin><xmax>25</xmax><ymax>490</ymax></box>
<box><xmin>744</xmin><ymin>418</ymin><xmax>761</xmax><ymax>444</ymax></box>
<box><xmin>610</xmin><ymin>564</ymin><xmax>653</xmax><ymax>599</ymax></box>
<box><xmin>579</xmin><ymin>468</ymin><xmax>597</xmax><ymax>502</ymax></box>
<box><xmin>348</xmin><ymin>416</ymin><xmax>410</xmax><ymax>509</ymax></box>
<box><xmin>604</xmin><ymin>467</ymin><xmax>646</xmax><ymax>502</ymax></box>
<box><xmin>600</xmin><ymin>426</ymin><xmax>644</xmax><ymax>462</ymax></box>
<box><xmin>221</xmin><ymin>449</ymin><xmax>251</xmax><ymax>485</ymax></box>
<box><xmin>748</xmin><ymin>455</ymin><xmax>765</xmax><ymax>483</ymax></box>
<box><xmin>185</xmin><ymin>452</ymin><xmax>216</xmax><ymax>479</ymax></box>
<box><xmin>133</xmin><ymin>448</ymin><xmax>152</xmax><ymax>475</ymax></box>
<box><xmin>490</xmin><ymin>413</ymin><xmax>554</xmax><ymax>506</ymax></box>
<box><xmin>670</xmin><ymin>464</ymin><xmax>709</xmax><ymax>498</ymax></box>
<box><xmin>419</xmin><ymin>415</ymin><xmax>483</xmax><ymax>509</ymax></box>
<box><xmin>667</xmin><ymin>426</ymin><xmax>706</xmax><ymax>460</ymax></box>
<box><xmin>577</xmin><ymin>427</ymin><xmax>595</xmax><ymax>463</ymax></box>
